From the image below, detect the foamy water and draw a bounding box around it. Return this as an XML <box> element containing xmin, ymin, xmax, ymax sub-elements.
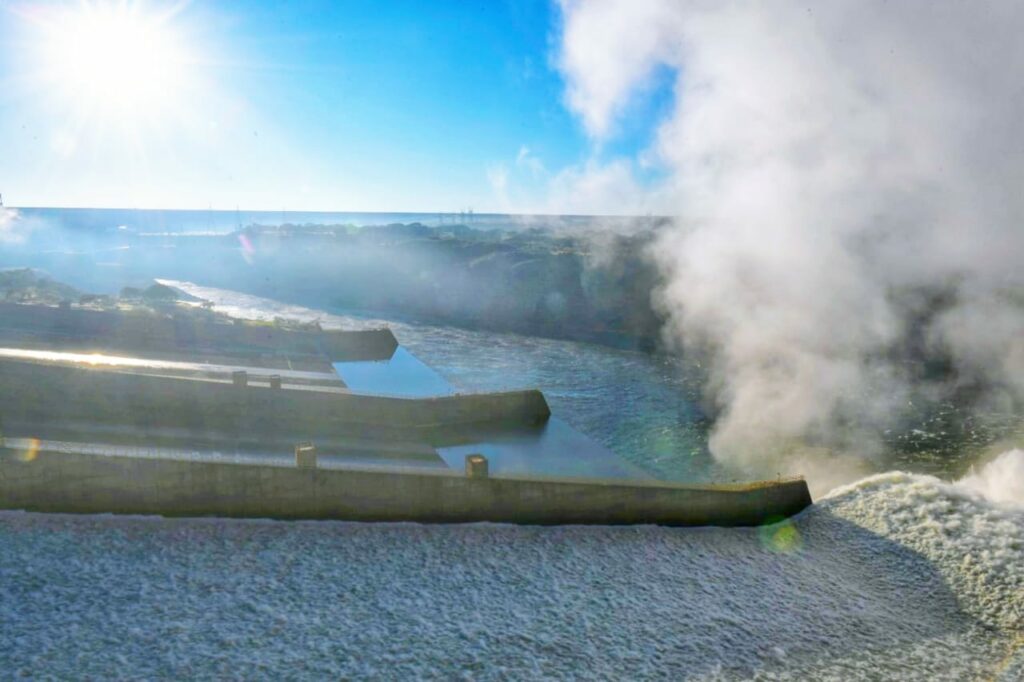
<box><xmin>160</xmin><ymin>279</ymin><xmax>720</xmax><ymax>482</ymax></box>
<box><xmin>7</xmin><ymin>280</ymin><xmax>1011</xmax><ymax>679</ymax></box>
<box><xmin>161</xmin><ymin>280</ymin><xmax>1024</xmax><ymax>485</ymax></box>
<box><xmin>0</xmin><ymin>459</ymin><xmax>1020</xmax><ymax>679</ymax></box>
<box><xmin>957</xmin><ymin>449</ymin><xmax>1024</xmax><ymax>509</ymax></box>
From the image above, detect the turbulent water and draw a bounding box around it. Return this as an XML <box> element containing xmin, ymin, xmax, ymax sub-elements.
<box><xmin>1</xmin><ymin>463</ymin><xmax>1021</xmax><ymax>680</ymax></box>
<box><xmin>162</xmin><ymin>280</ymin><xmax>1024</xmax><ymax>486</ymax></box>
<box><xmin>1</xmin><ymin>280</ymin><xmax>1021</xmax><ymax>679</ymax></box>
<box><xmin>158</xmin><ymin>280</ymin><xmax>727</xmax><ymax>482</ymax></box>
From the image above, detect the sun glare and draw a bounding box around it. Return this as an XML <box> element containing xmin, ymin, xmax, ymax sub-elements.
<box><xmin>40</xmin><ymin>3</ymin><xmax>190</xmax><ymax>119</ymax></box>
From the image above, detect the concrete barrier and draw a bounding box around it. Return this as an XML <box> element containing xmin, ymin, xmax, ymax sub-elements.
<box><xmin>0</xmin><ymin>302</ymin><xmax>398</xmax><ymax>362</ymax></box>
<box><xmin>0</xmin><ymin>447</ymin><xmax>813</xmax><ymax>527</ymax></box>
<box><xmin>294</xmin><ymin>442</ymin><xmax>317</xmax><ymax>469</ymax></box>
<box><xmin>0</xmin><ymin>359</ymin><xmax>551</xmax><ymax>442</ymax></box>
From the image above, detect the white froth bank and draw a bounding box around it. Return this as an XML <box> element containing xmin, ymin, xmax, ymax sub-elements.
<box><xmin>956</xmin><ymin>448</ymin><xmax>1024</xmax><ymax>508</ymax></box>
<box><xmin>823</xmin><ymin>454</ymin><xmax>1023</xmax><ymax>629</ymax></box>
<box><xmin>2</xmin><ymin>464</ymin><xmax>1021</xmax><ymax>680</ymax></box>
<box><xmin>56</xmin><ymin>282</ymin><xmax>1013</xmax><ymax>678</ymax></box>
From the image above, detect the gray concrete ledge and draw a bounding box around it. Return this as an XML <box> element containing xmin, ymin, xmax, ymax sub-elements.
<box><xmin>0</xmin><ymin>448</ymin><xmax>813</xmax><ymax>527</ymax></box>
<box><xmin>0</xmin><ymin>302</ymin><xmax>398</xmax><ymax>362</ymax></box>
<box><xmin>0</xmin><ymin>359</ymin><xmax>551</xmax><ymax>441</ymax></box>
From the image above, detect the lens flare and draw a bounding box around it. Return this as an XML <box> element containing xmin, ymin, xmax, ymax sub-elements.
<box><xmin>15</xmin><ymin>437</ymin><xmax>41</xmax><ymax>463</ymax></box>
<box><xmin>239</xmin><ymin>233</ymin><xmax>256</xmax><ymax>264</ymax></box>
<box><xmin>758</xmin><ymin>516</ymin><xmax>803</xmax><ymax>553</ymax></box>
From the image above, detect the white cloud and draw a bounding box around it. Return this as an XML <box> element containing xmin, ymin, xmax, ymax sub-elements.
<box><xmin>486</xmin><ymin>163</ymin><xmax>510</xmax><ymax>210</ymax></box>
<box><xmin>515</xmin><ymin>145</ymin><xmax>545</xmax><ymax>178</ymax></box>
<box><xmin>546</xmin><ymin>158</ymin><xmax>664</xmax><ymax>216</ymax></box>
<box><xmin>556</xmin><ymin>0</ymin><xmax>681</xmax><ymax>140</ymax></box>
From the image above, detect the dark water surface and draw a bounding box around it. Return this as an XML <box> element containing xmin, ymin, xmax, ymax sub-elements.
<box><xmin>4</xmin><ymin>206</ymin><xmax>1019</xmax><ymax>483</ymax></box>
<box><xmin>333</xmin><ymin>347</ymin><xmax>454</xmax><ymax>398</ymax></box>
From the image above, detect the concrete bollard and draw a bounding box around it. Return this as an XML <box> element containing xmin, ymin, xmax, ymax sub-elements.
<box><xmin>269</xmin><ymin>375</ymin><xmax>282</xmax><ymax>389</ymax></box>
<box><xmin>295</xmin><ymin>442</ymin><xmax>317</xmax><ymax>469</ymax></box>
<box><xmin>465</xmin><ymin>453</ymin><xmax>488</xmax><ymax>479</ymax></box>
<box><xmin>232</xmin><ymin>370</ymin><xmax>248</xmax><ymax>388</ymax></box>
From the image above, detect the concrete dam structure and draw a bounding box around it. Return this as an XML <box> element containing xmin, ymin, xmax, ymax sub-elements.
<box><xmin>0</xmin><ymin>359</ymin><xmax>551</xmax><ymax>443</ymax></box>
<box><xmin>0</xmin><ymin>301</ymin><xmax>398</xmax><ymax>366</ymax></box>
<box><xmin>0</xmin><ymin>302</ymin><xmax>814</xmax><ymax>526</ymax></box>
<box><xmin>0</xmin><ymin>448</ymin><xmax>812</xmax><ymax>526</ymax></box>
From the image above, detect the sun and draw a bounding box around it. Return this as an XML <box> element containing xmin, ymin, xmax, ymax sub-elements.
<box><xmin>38</xmin><ymin>2</ymin><xmax>191</xmax><ymax>120</ymax></box>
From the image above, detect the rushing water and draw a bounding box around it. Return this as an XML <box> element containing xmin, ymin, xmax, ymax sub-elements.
<box><xmin>2</xmin><ymin>202</ymin><xmax>1021</xmax><ymax>677</ymax></box>
<box><xmin>1</xmin><ymin>462</ymin><xmax>1021</xmax><ymax>680</ymax></box>
<box><xmin>1</xmin><ymin>278</ymin><xmax>1021</xmax><ymax>679</ymax></box>
<box><xmin>331</xmin><ymin>344</ymin><xmax>651</xmax><ymax>479</ymax></box>
<box><xmin>163</xmin><ymin>279</ymin><xmax>1024</xmax><ymax>487</ymax></box>
<box><xmin>163</xmin><ymin>280</ymin><xmax>723</xmax><ymax>483</ymax></box>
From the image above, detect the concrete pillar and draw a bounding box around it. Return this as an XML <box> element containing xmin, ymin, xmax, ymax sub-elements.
<box><xmin>465</xmin><ymin>453</ymin><xmax>488</xmax><ymax>479</ymax></box>
<box><xmin>295</xmin><ymin>442</ymin><xmax>317</xmax><ymax>469</ymax></box>
<box><xmin>269</xmin><ymin>375</ymin><xmax>282</xmax><ymax>389</ymax></box>
<box><xmin>232</xmin><ymin>370</ymin><xmax>248</xmax><ymax>388</ymax></box>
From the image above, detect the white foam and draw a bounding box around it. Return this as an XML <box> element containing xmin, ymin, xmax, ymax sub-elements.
<box><xmin>823</xmin><ymin>467</ymin><xmax>1024</xmax><ymax>632</ymax></box>
<box><xmin>8</xmin><ymin>283</ymin><xmax>1010</xmax><ymax>677</ymax></box>
<box><xmin>956</xmin><ymin>449</ymin><xmax>1024</xmax><ymax>509</ymax></box>
<box><xmin>1</xmin><ymin>470</ymin><xmax>1021</xmax><ymax>680</ymax></box>
<box><xmin>157</xmin><ymin>279</ymin><xmax>388</xmax><ymax>331</ymax></box>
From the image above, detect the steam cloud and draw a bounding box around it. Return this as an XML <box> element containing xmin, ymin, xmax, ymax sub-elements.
<box><xmin>958</xmin><ymin>449</ymin><xmax>1024</xmax><ymax>509</ymax></box>
<box><xmin>558</xmin><ymin>0</ymin><xmax>1024</xmax><ymax>492</ymax></box>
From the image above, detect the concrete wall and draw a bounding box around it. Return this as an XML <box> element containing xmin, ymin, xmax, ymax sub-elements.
<box><xmin>0</xmin><ymin>448</ymin><xmax>813</xmax><ymax>527</ymax></box>
<box><xmin>0</xmin><ymin>359</ymin><xmax>551</xmax><ymax>443</ymax></box>
<box><xmin>0</xmin><ymin>302</ymin><xmax>398</xmax><ymax>362</ymax></box>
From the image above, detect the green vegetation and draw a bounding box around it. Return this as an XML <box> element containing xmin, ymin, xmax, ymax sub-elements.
<box><xmin>0</xmin><ymin>268</ymin><xmax>80</xmax><ymax>305</ymax></box>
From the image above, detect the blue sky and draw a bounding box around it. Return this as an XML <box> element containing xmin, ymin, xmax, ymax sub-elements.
<box><xmin>0</xmin><ymin>0</ymin><xmax>670</xmax><ymax>213</ymax></box>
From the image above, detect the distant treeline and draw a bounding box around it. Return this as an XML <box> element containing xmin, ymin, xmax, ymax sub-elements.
<box><xmin>229</xmin><ymin>222</ymin><xmax>669</xmax><ymax>351</ymax></box>
<box><xmin>1</xmin><ymin>218</ymin><xmax>673</xmax><ymax>352</ymax></box>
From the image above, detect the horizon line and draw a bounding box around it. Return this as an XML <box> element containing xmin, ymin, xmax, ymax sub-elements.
<box><xmin>4</xmin><ymin>204</ymin><xmax>670</xmax><ymax>221</ymax></box>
